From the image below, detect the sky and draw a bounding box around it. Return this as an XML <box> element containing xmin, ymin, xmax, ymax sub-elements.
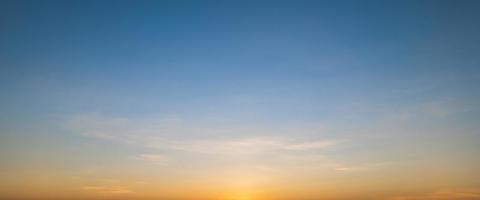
<box><xmin>1</xmin><ymin>0</ymin><xmax>480</xmax><ymax>200</ymax></box>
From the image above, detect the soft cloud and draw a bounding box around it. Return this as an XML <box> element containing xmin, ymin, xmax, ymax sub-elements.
<box><xmin>141</xmin><ymin>136</ymin><xmax>340</xmax><ymax>155</ymax></box>
<box><xmin>136</xmin><ymin>154</ymin><xmax>169</xmax><ymax>165</ymax></box>
<box><xmin>331</xmin><ymin>162</ymin><xmax>400</xmax><ymax>172</ymax></box>
<box><xmin>67</xmin><ymin>115</ymin><xmax>341</xmax><ymax>156</ymax></box>
<box><xmin>82</xmin><ymin>185</ymin><xmax>135</xmax><ymax>195</ymax></box>
<box><xmin>390</xmin><ymin>188</ymin><xmax>480</xmax><ymax>200</ymax></box>
<box><xmin>284</xmin><ymin>140</ymin><xmax>338</xmax><ymax>150</ymax></box>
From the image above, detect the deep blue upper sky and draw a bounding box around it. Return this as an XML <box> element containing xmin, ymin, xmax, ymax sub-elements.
<box><xmin>1</xmin><ymin>0</ymin><xmax>479</xmax><ymax>128</ymax></box>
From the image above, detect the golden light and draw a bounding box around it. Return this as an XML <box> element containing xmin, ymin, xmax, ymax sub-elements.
<box><xmin>231</xmin><ymin>193</ymin><xmax>252</xmax><ymax>200</ymax></box>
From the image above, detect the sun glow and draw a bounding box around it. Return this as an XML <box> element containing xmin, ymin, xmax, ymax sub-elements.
<box><xmin>226</xmin><ymin>193</ymin><xmax>252</xmax><ymax>200</ymax></box>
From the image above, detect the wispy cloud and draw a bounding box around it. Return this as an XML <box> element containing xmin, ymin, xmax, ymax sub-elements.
<box><xmin>389</xmin><ymin>188</ymin><xmax>480</xmax><ymax>200</ymax></box>
<box><xmin>136</xmin><ymin>154</ymin><xmax>169</xmax><ymax>165</ymax></box>
<box><xmin>82</xmin><ymin>185</ymin><xmax>135</xmax><ymax>195</ymax></box>
<box><xmin>140</xmin><ymin>136</ymin><xmax>340</xmax><ymax>155</ymax></box>
<box><xmin>284</xmin><ymin>140</ymin><xmax>338</xmax><ymax>150</ymax></box>
<box><xmin>64</xmin><ymin>114</ymin><xmax>412</xmax><ymax>176</ymax></box>
<box><xmin>331</xmin><ymin>162</ymin><xmax>401</xmax><ymax>172</ymax></box>
<box><xmin>67</xmin><ymin>114</ymin><xmax>341</xmax><ymax>156</ymax></box>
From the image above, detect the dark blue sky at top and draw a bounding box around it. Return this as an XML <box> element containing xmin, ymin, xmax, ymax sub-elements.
<box><xmin>1</xmin><ymin>0</ymin><xmax>479</xmax><ymax>126</ymax></box>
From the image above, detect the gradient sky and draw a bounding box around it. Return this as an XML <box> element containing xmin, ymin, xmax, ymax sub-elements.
<box><xmin>1</xmin><ymin>1</ymin><xmax>480</xmax><ymax>200</ymax></box>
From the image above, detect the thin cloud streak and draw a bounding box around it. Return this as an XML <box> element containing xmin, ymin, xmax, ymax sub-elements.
<box><xmin>81</xmin><ymin>185</ymin><xmax>136</xmax><ymax>195</ymax></box>
<box><xmin>389</xmin><ymin>188</ymin><xmax>480</xmax><ymax>200</ymax></box>
<box><xmin>136</xmin><ymin>154</ymin><xmax>170</xmax><ymax>165</ymax></box>
<box><xmin>67</xmin><ymin>115</ymin><xmax>342</xmax><ymax>155</ymax></box>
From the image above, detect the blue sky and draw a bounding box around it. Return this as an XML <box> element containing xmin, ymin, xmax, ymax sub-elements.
<box><xmin>1</xmin><ymin>1</ymin><xmax>480</xmax><ymax>199</ymax></box>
